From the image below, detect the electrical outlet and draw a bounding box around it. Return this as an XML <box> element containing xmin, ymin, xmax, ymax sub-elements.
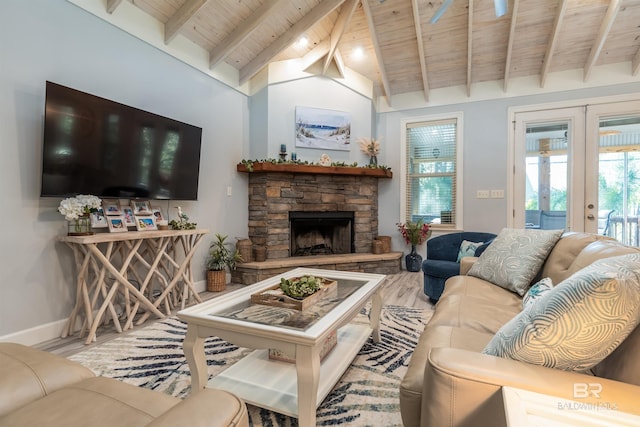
<box><xmin>490</xmin><ymin>189</ymin><xmax>504</xmax><ymax>198</ymax></box>
<box><xmin>477</xmin><ymin>190</ymin><xmax>490</xmax><ymax>199</ymax></box>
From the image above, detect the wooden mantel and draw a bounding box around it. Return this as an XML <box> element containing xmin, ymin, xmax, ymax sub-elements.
<box><xmin>236</xmin><ymin>162</ymin><xmax>393</xmax><ymax>178</ymax></box>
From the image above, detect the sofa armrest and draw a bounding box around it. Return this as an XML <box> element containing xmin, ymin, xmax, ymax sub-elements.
<box><xmin>459</xmin><ymin>257</ymin><xmax>478</xmax><ymax>275</ymax></box>
<box><xmin>422</xmin><ymin>347</ymin><xmax>640</xmax><ymax>427</ymax></box>
<box><xmin>0</xmin><ymin>343</ymin><xmax>95</xmax><ymax>417</ymax></box>
<box><xmin>148</xmin><ymin>389</ymin><xmax>248</xmax><ymax>427</ymax></box>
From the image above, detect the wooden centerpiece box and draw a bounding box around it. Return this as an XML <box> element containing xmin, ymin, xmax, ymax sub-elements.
<box><xmin>250</xmin><ymin>276</ymin><xmax>338</xmax><ymax>311</ymax></box>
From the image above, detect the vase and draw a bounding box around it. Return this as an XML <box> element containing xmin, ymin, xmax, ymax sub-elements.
<box><xmin>67</xmin><ymin>215</ymin><xmax>93</xmax><ymax>236</ymax></box>
<box><xmin>369</xmin><ymin>155</ymin><xmax>378</xmax><ymax>166</ymax></box>
<box><xmin>405</xmin><ymin>244</ymin><xmax>422</xmax><ymax>272</ymax></box>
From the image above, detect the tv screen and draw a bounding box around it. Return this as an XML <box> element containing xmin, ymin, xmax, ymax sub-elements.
<box><xmin>41</xmin><ymin>81</ymin><xmax>202</xmax><ymax>200</ymax></box>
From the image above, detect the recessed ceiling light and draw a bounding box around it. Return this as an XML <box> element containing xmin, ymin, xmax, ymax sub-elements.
<box><xmin>296</xmin><ymin>36</ymin><xmax>309</xmax><ymax>48</ymax></box>
<box><xmin>353</xmin><ymin>46</ymin><xmax>364</xmax><ymax>59</ymax></box>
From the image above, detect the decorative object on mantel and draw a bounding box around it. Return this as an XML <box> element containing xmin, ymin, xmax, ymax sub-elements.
<box><xmin>237</xmin><ymin>159</ymin><xmax>392</xmax><ymax>178</ymax></box>
<box><xmin>319</xmin><ymin>153</ymin><xmax>332</xmax><ymax>166</ymax></box>
<box><xmin>358</xmin><ymin>137</ymin><xmax>381</xmax><ymax>166</ymax></box>
<box><xmin>397</xmin><ymin>219</ymin><xmax>432</xmax><ymax>272</ymax></box>
<box><xmin>375</xmin><ymin>235</ymin><xmax>392</xmax><ymax>253</ymax></box>
<box><xmin>169</xmin><ymin>206</ymin><xmax>197</xmax><ymax>230</ymax></box>
<box><xmin>58</xmin><ymin>194</ymin><xmax>102</xmax><ymax>236</ymax></box>
<box><xmin>253</xmin><ymin>245</ymin><xmax>267</xmax><ymax>262</ymax></box>
<box><xmin>236</xmin><ymin>238</ymin><xmax>252</xmax><ymax>262</ymax></box>
<box><xmin>206</xmin><ymin>233</ymin><xmax>242</xmax><ymax>292</ymax></box>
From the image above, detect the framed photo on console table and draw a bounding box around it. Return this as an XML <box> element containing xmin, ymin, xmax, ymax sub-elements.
<box><xmin>122</xmin><ymin>207</ymin><xmax>136</xmax><ymax>227</ymax></box>
<box><xmin>135</xmin><ymin>215</ymin><xmax>157</xmax><ymax>231</ymax></box>
<box><xmin>131</xmin><ymin>200</ymin><xmax>151</xmax><ymax>215</ymax></box>
<box><xmin>91</xmin><ymin>208</ymin><xmax>108</xmax><ymax>228</ymax></box>
<box><xmin>107</xmin><ymin>215</ymin><xmax>128</xmax><ymax>233</ymax></box>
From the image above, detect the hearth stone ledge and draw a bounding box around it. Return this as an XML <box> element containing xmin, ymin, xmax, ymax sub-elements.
<box><xmin>231</xmin><ymin>252</ymin><xmax>403</xmax><ymax>285</ymax></box>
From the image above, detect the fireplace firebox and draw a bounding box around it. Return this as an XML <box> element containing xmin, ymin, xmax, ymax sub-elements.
<box><xmin>289</xmin><ymin>211</ymin><xmax>355</xmax><ymax>256</ymax></box>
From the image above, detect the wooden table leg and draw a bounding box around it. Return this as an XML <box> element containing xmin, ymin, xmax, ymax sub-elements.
<box><xmin>296</xmin><ymin>345</ymin><xmax>321</xmax><ymax>427</ymax></box>
<box><xmin>183</xmin><ymin>325</ymin><xmax>208</xmax><ymax>391</ymax></box>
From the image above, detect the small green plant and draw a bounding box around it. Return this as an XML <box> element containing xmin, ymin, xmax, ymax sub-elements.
<box><xmin>206</xmin><ymin>233</ymin><xmax>242</xmax><ymax>271</ymax></box>
<box><xmin>279</xmin><ymin>275</ymin><xmax>322</xmax><ymax>299</ymax></box>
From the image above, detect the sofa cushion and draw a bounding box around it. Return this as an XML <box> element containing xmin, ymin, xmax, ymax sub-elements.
<box><xmin>456</xmin><ymin>240</ymin><xmax>483</xmax><ymax>262</ymax></box>
<box><xmin>441</xmin><ymin>275</ymin><xmax>523</xmax><ymax>309</ymax></box>
<box><xmin>430</xmin><ymin>294</ymin><xmax>521</xmax><ymax>335</ymax></box>
<box><xmin>482</xmin><ymin>253</ymin><xmax>640</xmax><ymax>372</ymax></box>
<box><xmin>522</xmin><ymin>277</ymin><xmax>553</xmax><ymax>309</ymax></box>
<box><xmin>468</xmin><ymin>228</ymin><xmax>563</xmax><ymax>296</ymax></box>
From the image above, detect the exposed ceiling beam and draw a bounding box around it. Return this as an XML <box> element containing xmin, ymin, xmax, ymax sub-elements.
<box><xmin>165</xmin><ymin>0</ymin><xmax>209</xmax><ymax>45</ymax></box>
<box><xmin>209</xmin><ymin>0</ymin><xmax>286</xmax><ymax>69</ymax></box>
<box><xmin>239</xmin><ymin>0</ymin><xmax>346</xmax><ymax>84</ymax></box>
<box><xmin>466</xmin><ymin>0</ymin><xmax>473</xmax><ymax>97</ymax></box>
<box><xmin>323</xmin><ymin>0</ymin><xmax>359</xmax><ymax>74</ymax></box>
<box><xmin>503</xmin><ymin>0</ymin><xmax>520</xmax><ymax>92</ymax></box>
<box><xmin>632</xmin><ymin>47</ymin><xmax>640</xmax><ymax>76</ymax></box>
<box><xmin>333</xmin><ymin>48</ymin><xmax>346</xmax><ymax>78</ymax></box>
<box><xmin>362</xmin><ymin>0</ymin><xmax>392</xmax><ymax>104</ymax></box>
<box><xmin>106</xmin><ymin>0</ymin><xmax>123</xmax><ymax>14</ymax></box>
<box><xmin>301</xmin><ymin>40</ymin><xmax>331</xmax><ymax>71</ymax></box>
<box><xmin>411</xmin><ymin>0</ymin><xmax>430</xmax><ymax>101</ymax></box>
<box><xmin>583</xmin><ymin>0</ymin><xmax>622</xmax><ymax>82</ymax></box>
<box><xmin>540</xmin><ymin>0</ymin><xmax>568</xmax><ymax>88</ymax></box>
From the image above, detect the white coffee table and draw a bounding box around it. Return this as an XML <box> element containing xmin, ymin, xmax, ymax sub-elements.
<box><xmin>177</xmin><ymin>267</ymin><xmax>385</xmax><ymax>427</ymax></box>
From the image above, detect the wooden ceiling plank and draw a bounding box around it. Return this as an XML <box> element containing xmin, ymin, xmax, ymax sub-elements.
<box><xmin>503</xmin><ymin>0</ymin><xmax>520</xmax><ymax>92</ymax></box>
<box><xmin>239</xmin><ymin>0</ymin><xmax>346</xmax><ymax>84</ymax></box>
<box><xmin>362</xmin><ymin>0</ymin><xmax>393</xmax><ymax>104</ymax></box>
<box><xmin>540</xmin><ymin>0</ymin><xmax>568</xmax><ymax>88</ymax></box>
<box><xmin>323</xmin><ymin>0</ymin><xmax>359</xmax><ymax>74</ymax></box>
<box><xmin>209</xmin><ymin>0</ymin><xmax>286</xmax><ymax>68</ymax></box>
<box><xmin>165</xmin><ymin>0</ymin><xmax>209</xmax><ymax>44</ymax></box>
<box><xmin>467</xmin><ymin>0</ymin><xmax>473</xmax><ymax>97</ymax></box>
<box><xmin>411</xmin><ymin>0</ymin><xmax>430</xmax><ymax>101</ymax></box>
<box><xmin>583</xmin><ymin>0</ymin><xmax>622</xmax><ymax>82</ymax></box>
<box><xmin>632</xmin><ymin>47</ymin><xmax>640</xmax><ymax>76</ymax></box>
<box><xmin>106</xmin><ymin>0</ymin><xmax>123</xmax><ymax>14</ymax></box>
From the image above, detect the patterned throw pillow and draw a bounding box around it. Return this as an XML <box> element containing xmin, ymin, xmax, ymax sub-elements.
<box><xmin>482</xmin><ymin>253</ymin><xmax>640</xmax><ymax>372</ymax></box>
<box><xmin>467</xmin><ymin>228</ymin><xmax>563</xmax><ymax>296</ymax></box>
<box><xmin>456</xmin><ymin>240</ymin><xmax>483</xmax><ymax>262</ymax></box>
<box><xmin>522</xmin><ymin>277</ymin><xmax>553</xmax><ymax>309</ymax></box>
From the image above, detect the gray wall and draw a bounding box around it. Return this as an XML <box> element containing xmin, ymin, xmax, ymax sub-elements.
<box><xmin>0</xmin><ymin>0</ymin><xmax>249</xmax><ymax>341</ymax></box>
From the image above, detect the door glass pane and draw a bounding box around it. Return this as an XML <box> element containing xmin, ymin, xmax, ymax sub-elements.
<box><xmin>525</xmin><ymin>122</ymin><xmax>568</xmax><ymax>230</ymax></box>
<box><xmin>598</xmin><ymin>116</ymin><xmax>640</xmax><ymax>246</ymax></box>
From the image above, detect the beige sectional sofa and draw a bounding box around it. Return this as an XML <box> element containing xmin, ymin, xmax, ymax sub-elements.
<box><xmin>400</xmin><ymin>232</ymin><xmax>640</xmax><ymax>427</ymax></box>
<box><xmin>0</xmin><ymin>342</ymin><xmax>249</xmax><ymax>427</ymax></box>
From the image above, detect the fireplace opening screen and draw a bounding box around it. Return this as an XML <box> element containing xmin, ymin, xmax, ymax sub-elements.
<box><xmin>289</xmin><ymin>211</ymin><xmax>355</xmax><ymax>256</ymax></box>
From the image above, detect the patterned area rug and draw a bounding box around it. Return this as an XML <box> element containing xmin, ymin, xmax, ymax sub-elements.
<box><xmin>69</xmin><ymin>305</ymin><xmax>430</xmax><ymax>426</ymax></box>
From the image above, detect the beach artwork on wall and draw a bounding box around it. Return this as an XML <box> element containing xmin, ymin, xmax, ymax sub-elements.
<box><xmin>295</xmin><ymin>106</ymin><xmax>351</xmax><ymax>151</ymax></box>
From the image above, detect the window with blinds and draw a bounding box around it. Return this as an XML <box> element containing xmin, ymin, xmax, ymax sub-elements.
<box><xmin>405</xmin><ymin>118</ymin><xmax>458</xmax><ymax>227</ymax></box>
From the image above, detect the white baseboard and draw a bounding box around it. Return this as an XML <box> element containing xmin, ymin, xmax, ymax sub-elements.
<box><xmin>0</xmin><ymin>279</ymin><xmax>207</xmax><ymax>347</ymax></box>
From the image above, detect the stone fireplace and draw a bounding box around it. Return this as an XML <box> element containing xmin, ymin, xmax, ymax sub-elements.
<box><xmin>232</xmin><ymin>162</ymin><xmax>401</xmax><ymax>284</ymax></box>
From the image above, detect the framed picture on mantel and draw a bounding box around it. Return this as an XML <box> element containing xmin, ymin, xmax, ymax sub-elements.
<box><xmin>295</xmin><ymin>106</ymin><xmax>350</xmax><ymax>151</ymax></box>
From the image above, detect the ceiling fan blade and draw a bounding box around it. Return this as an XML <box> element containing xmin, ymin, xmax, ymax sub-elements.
<box><xmin>430</xmin><ymin>0</ymin><xmax>454</xmax><ymax>24</ymax></box>
<box><xmin>494</xmin><ymin>0</ymin><xmax>508</xmax><ymax>17</ymax></box>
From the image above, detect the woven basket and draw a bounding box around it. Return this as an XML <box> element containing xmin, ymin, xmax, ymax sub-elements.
<box><xmin>207</xmin><ymin>270</ymin><xmax>226</xmax><ymax>292</ymax></box>
<box><xmin>376</xmin><ymin>236</ymin><xmax>392</xmax><ymax>253</ymax></box>
<box><xmin>236</xmin><ymin>239</ymin><xmax>252</xmax><ymax>263</ymax></box>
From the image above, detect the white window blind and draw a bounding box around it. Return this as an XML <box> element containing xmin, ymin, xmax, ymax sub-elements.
<box><xmin>406</xmin><ymin>118</ymin><xmax>457</xmax><ymax>226</ymax></box>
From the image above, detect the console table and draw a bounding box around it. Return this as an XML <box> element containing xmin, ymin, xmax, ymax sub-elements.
<box><xmin>59</xmin><ymin>229</ymin><xmax>209</xmax><ymax>344</ymax></box>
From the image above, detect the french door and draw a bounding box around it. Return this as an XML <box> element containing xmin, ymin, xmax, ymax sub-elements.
<box><xmin>513</xmin><ymin>100</ymin><xmax>640</xmax><ymax>246</ymax></box>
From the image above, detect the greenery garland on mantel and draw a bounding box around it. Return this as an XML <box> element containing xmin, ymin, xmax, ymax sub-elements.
<box><xmin>238</xmin><ymin>158</ymin><xmax>392</xmax><ymax>175</ymax></box>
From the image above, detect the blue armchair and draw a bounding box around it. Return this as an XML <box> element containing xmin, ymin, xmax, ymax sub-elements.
<box><xmin>422</xmin><ymin>231</ymin><xmax>497</xmax><ymax>303</ymax></box>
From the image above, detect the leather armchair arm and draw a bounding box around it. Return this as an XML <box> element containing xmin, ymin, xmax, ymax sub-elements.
<box><xmin>148</xmin><ymin>389</ymin><xmax>248</xmax><ymax>427</ymax></box>
<box><xmin>422</xmin><ymin>347</ymin><xmax>640</xmax><ymax>427</ymax></box>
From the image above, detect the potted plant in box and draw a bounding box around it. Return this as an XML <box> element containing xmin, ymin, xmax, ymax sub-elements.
<box><xmin>206</xmin><ymin>233</ymin><xmax>243</xmax><ymax>291</ymax></box>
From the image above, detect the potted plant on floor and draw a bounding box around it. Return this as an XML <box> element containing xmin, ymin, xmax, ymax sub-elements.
<box><xmin>206</xmin><ymin>233</ymin><xmax>243</xmax><ymax>291</ymax></box>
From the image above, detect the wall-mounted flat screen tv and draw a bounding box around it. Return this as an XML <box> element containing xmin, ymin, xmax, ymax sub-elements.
<box><xmin>41</xmin><ymin>81</ymin><xmax>202</xmax><ymax>200</ymax></box>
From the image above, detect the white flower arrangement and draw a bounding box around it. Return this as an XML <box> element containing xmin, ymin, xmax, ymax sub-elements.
<box><xmin>58</xmin><ymin>194</ymin><xmax>102</xmax><ymax>221</ymax></box>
